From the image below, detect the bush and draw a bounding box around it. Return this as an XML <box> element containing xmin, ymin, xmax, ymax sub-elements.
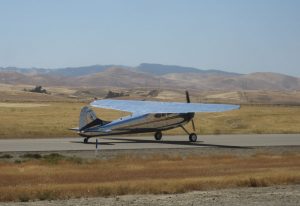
<box><xmin>25</xmin><ymin>85</ymin><xmax>49</xmax><ymax>94</ymax></box>
<box><xmin>20</xmin><ymin>153</ymin><xmax>42</xmax><ymax>159</ymax></box>
<box><xmin>14</xmin><ymin>160</ymin><xmax>22</xmax><ymax>164</ymax></box>
<box><xmin>18</xmin><ymin>194</ymin><xmax>30</xmax><ymax>202</ymax></box>
<box><xmin>43</xmin><ymin>153</ymin><xmax>64</xmax><ymax>164</ymax></box>
<box><xmin>67</xmin><ymin>156</ymin><xmax>83</xmax><ymax>164</ymax></box>
<box><xmin>37</xmin><ymin>190</ymin><xmax>56</xmax><ymax>201</ymax></box>
<box><xmin>0</xmin><ymin>154</ymin><xmax>13</xmax><ymax>159</ymax></box>
<box><xmin>249</xmin><ymin>177</ymin><xmax>268</xmax><ymax>187</ymax></box>
<box><xmin>105</xmin><ymin>90</ymin><xmax>128</xmax><ymax>98</ymax></box>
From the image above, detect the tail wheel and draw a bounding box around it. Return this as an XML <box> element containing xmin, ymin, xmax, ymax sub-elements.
<box><xmin>154</xmin><ymin>131</ymin><xmax>162</xmax><ymax>141</ymax></box>
<box><xmin>189</xmin><ymin>133</ymin><xmax>197</xmax><ymax>142</ymax></box>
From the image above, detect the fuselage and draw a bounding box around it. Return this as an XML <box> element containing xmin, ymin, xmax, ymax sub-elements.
<box><xmin>79</xmin><ymin>112</ymin><xmax>194</xmax><ymax>137</ymax></box>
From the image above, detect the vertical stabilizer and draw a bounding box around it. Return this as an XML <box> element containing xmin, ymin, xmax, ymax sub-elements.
<box><xmin>79</xmin><ymin>106</ymin><xmax>110</xmax><ymax>131</ymax></box>
<box><xmin>79</xmin><ymin>106</ymin><xmax>98</xmax><ymax>130</ymax></box>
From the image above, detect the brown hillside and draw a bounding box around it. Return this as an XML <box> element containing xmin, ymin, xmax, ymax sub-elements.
<box><xmin>0</xmin><ymin>67</ymin><xmax>299</xmax><ymax>91</ymax></box>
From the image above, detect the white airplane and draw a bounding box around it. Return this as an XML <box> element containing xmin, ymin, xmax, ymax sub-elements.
<box><xmin>72</xmin><ymin>91</ymin><xmax>239</xmax><ymax>143</ymax></box>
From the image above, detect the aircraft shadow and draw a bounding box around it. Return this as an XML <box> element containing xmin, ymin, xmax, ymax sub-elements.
<box><xmin>72</xmin><ymin>137</ymin><xmax>252</xmax><ymax>149</ymax></box>
<box><xmin>70</xmin><ymin>141</ymin><xmax>115</xmax><ymax>145</ymax></box>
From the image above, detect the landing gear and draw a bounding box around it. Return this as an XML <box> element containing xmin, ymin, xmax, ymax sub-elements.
<box><xmin>180</xmin><ymin>125</ymin><xmax>198</xmax><ymax>142</ymax></box>
<box><xmin>189</xmin><ymin>133</ymin><xmax>197</xmax><ymax>142</ymax></box>
<box><xmin>83</xmin><ymin>137</ymin><xmax>89</xmax><ymax>144</ymax></box>
<box><xmin>154</xmin><ymin>131</ymin><xmax>162</xmax><ymax>141</ymax></box>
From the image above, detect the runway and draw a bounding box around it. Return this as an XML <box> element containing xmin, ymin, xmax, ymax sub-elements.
<box><xmin>0</xmin><ymin>134</ymin><xmax>299</xmax><ymax>152</ymax></box>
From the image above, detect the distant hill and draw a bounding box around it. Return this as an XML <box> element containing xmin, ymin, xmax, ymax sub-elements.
<box><xmin>0</xmin><ymin>63</ymin><xmax>239</xmax><ymax>77</ymax></box>
<box><xmin>136</xmin><ymin>63</ymin><xmax>240</xmax><ymax>76</ymax></box>
<box><xmin>0</xmin><ymin>64</ymin><xmax>299</xmax><ymax>91</ymax></box>
<box><xmin>71</xmin><ymin>67</ymin><xmax>177</xmax><ymax>88</ymax></box>
<box><xmin>0</xmin><ymin>65</ymin><xmax>121</xmax><ymax>77</ymax></box>
<box><xmin>162</xmin><ymin>72</ymin><xmax>300</xmax><ymax>90</ymax></box>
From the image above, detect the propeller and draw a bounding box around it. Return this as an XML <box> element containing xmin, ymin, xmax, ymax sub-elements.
<box><xmin>185</xmin><ymin>90</ymin><xmax>191</xmax><ymax>103</ymax></box>
<box><xmin>185</xmin><ymin>91</ymin><xmax>196</xmax><ymax>131</ymax></box>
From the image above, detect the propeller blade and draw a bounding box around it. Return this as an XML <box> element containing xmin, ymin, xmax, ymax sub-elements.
<box><xmin>185</xmin><ymin>90</ymin><xmax>191</xmax><ymax>103</ymax></box>
<box><xmin>186</xmin><ymin>91</ymin><xmax>195</xmax><ymax>131</ymax></box>
<box><xmin>191</xmin><ymin>119</ymin><xmax>196</xmax><ymax>131</ymax></box>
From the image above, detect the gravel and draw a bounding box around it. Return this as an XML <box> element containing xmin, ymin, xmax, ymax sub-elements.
<box><xmin>0</xmin><ymin>185</ymin><xmax>299</xmax><ymax>206</ymax></box>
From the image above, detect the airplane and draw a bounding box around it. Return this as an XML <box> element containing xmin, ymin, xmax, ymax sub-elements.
<box><xmin>71</xmin><ymin>91</ymin><xmax>240</xmax><ymax>143</ymax></box>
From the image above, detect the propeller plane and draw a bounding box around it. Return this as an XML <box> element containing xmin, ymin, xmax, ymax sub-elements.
<box><xmin>71</xmin><ymin>91</ymin><xmax>239</xmax><ymax>143</ymax></box>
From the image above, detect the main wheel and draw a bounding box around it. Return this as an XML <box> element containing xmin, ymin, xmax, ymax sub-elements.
<box><xmin>189</xmin><ymin>133</ymin><xmax>197</xmax><ymax>142</ymax></box>
<box><xmin>83</xmin><ymin>137</ymin><xmax>89</xmax><ymax>144</ymax></box>
<box><xmin>154</xmin><ymin>131</ymin><xmax>162</xmax><ymax>141</ymax></box>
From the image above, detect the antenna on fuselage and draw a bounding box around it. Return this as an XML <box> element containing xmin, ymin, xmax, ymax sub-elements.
<box><xmin>185</xmin><ymin>91</ymin><xmax>196</xmax><ymax>131</ymax></box>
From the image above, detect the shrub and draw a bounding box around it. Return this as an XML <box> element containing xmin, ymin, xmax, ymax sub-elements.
<box><xmin>26</xmin><ymin>85</ymin><xmax>49</xmax><ymax>94</ymax></box>
<box><xmin>20</xmin><ymin>153</ymin><xmax>42</xmax><ymax>159</ymax></box>
<box><xmin>37</xmin><ymin>190</ymin><xmax>56</xmax><ymax>201</ymax></box>
<box><xmin>43</xmin><ymin>153</ymin><xmax>65</xmax><ymax>164</ymax></box>
<box><xmin>18</xmin><ymin>194</ymin><xmax>30</xmax><ymax>202</ymax></box>
<box><xmin>0</xmin><ymin>154</ymin><xmax>13</xmax><ymax>159</ymax></box>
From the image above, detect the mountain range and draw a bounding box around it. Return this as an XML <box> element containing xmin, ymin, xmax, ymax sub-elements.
<box><xmin>0</xmin><ymin>63</ymin><xmax>299</xmax><ymax>91</ymax></box>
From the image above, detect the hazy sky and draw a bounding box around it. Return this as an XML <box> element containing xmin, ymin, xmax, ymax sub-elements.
<box><xmin>0</xmin><ymin>0</ymin><xmax>299</xmax><ymax>76</ymax></box>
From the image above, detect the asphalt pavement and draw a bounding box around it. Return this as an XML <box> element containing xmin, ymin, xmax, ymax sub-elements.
<box><xmin>0</xmin><ymin>134</ymin><xmax>299</xmax><ymax>152</ymax></box>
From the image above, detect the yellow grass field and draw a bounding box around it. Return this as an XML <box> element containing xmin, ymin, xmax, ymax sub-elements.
<box><xmin>0</xmin><ymin>102</ymin><xmax>299</xmax><ymax>139</ymax></box>
<box><xmin>0</xmin><ymin>153</ymin><xmax>299</xmax><ymax>201</ymax></box>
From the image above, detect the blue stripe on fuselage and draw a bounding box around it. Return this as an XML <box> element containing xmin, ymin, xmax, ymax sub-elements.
<box><xmin>98</xmin><ymin>113</ymin><xmax>149</xmax><ymax>131</ymax></box>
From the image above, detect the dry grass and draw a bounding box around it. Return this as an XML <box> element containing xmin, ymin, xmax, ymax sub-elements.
<box><xmin>181</xmin><ymin>104</ymin><xmax>300</xmax><ymax>135</ymax></box>
<box><xmin>0</xmin><ymin>102</ymin><xmax>127</xmax><ymax>139</ymax></box>
<box><xmin>0</xmin><ymin>153</ymin><xmax>299</xmax><ymax>201</ymax></box>
<box><xmin>0</xmin><ymin>102</ymin><xmax>300</xmax><ymax>138</ymax></box>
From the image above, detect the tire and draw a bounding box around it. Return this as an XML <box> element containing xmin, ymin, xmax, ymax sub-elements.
<box><xmin>154</xmin><ymin>131</ymin><xmax>162</xmax><ymax>141</ymax></box>
<box><xmin>189</xmin><ymin>133</ymin><xmax>197</xmax><ymax>142</ymax></box>
<box><xmin>84</xmin><ymin>138</ymin><xmax>88</xmax><ymax>144</ymax></box>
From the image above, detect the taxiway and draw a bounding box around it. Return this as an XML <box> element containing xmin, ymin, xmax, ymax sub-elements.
<box><xmin>0</xmin><ymin>134</ymin><xmax>299</xmax><ymax>152</ymax></box>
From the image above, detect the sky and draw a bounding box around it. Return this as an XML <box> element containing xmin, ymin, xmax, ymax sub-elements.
<box><xmin>0</xmin><ymin>0</ymin><xmax>299</xmax><ymax>76</ymax></box>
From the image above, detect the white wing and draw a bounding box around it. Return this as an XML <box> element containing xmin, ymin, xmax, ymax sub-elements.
<box><xmin>90</xmin><ymin>99</ymin><xmax>240</xmax><ymax>114</ymax></box>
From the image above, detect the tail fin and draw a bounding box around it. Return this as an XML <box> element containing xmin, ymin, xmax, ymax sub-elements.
<box><xmin>79</xmin><ymin>106</ymin><xmax>109</xmax><ymax>131</ymax></box>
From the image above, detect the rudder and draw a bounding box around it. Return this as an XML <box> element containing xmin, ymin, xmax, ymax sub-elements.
<box><xmin>79</xmin><ymin>106</ymin><xmax>98</xmax><ymax>129</ymax></box>
<box><xmin>79</xmin><ymin>106</ymin><xmax>110</xmax><ymax>131</ymax></box>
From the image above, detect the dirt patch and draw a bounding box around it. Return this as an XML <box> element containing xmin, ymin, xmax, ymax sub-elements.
<box><xmin>0</xmin><ymin>103</ymin><xmax>50</xmax><ymax>108</ymax></box>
